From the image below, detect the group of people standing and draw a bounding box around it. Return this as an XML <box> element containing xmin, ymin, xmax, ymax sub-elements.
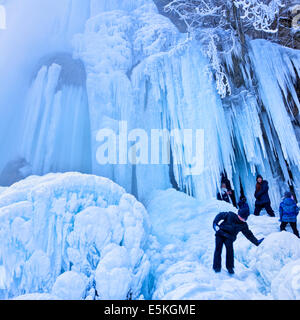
<box><xmin>213</xmin><ymin>174</ymin><xmax>299</xmax><ymax>275</ymax></box>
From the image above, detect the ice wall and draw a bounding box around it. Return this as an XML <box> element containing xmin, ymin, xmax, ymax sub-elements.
<box><xmin>0</xmin><ymin>0</ymin><xmax>299</xmax><ymax>206</ymax></box>
<box><xmin>0</xmin><ymin>0</ymin><xmax>90</xmax><ymax>180</ymax></box>
<box><xmin>73</xmin><ymin>1</ymin><xmax>235</xmax><ymax>201</ymax></box>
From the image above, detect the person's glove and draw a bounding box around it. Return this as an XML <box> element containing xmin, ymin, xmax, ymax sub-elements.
<box><xmin>257</xmin><ymin>238</ymin><xmax>264</xmax><ymax>246</ymax></box>
<box><xmin>213</xmin><ymin>224</ymin><xmax>219</xmax><ymax>232</ymax></box>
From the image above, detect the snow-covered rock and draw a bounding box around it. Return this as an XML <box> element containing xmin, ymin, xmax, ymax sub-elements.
<box><xmin>0</xmin><ymin>172</ymin><xmax>150</xmax><ymax>300</ymax></box>
<box><xmin>52</xmin><ymin>271</ymin><xmax>88</xmax><ymax>300</ymax></box>
<box><xmin>253</xmin><ymin>232</ymin><xmax>300</xmax><ymax>288</ymax></box>
<box><xmin>271</xmin><ymin>259</ymin><xmax>300</xmax><ymax>300</ymax></box>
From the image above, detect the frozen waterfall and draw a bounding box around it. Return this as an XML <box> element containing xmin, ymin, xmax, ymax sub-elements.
<box><xmin>0</xmin><ymin>0</ymin><xmax>299</xmax><ymax>207</ymax></box>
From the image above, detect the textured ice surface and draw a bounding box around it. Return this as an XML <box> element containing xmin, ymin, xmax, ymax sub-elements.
<box><xmin>2</xmin><ymin>177</ymin><xmax>300</xmax><ymax>300</ymax></box>
<box><xmin>0</xmin><ymin>0</ymin><xmax>299</xmax><ymax>209</ymax></box>
<box><xmin>271</xmin><ymin>259</ymin><xmax>300</xmax><ymax>300</ymax></box>
<box><xmin>0</xmin><ymin>173</ymin><xmax>150</xmax><ymax>300</ymax></box>
<box><xmin>0</xmin><ymin>0</ymin><xmax>300</xmax><ymax>300</ymax></box>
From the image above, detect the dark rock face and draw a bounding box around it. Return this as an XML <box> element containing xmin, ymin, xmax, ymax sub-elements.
<box><xmin>34</xmin><ymin>53</ymin><xmax>87</xmax><ymax>91</ymax></box>
<box><xmin>153</xmin><ymin>0</ymin><xmax>187</xmax><ymax>32</ymax></box>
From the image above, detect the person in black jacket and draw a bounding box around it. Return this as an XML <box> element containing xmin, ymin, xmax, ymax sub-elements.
<box><xmin>213</xmin><ymin>208</ymin><xmax>264</xmax><ymax>275</ymax></box>
<box><xmin>254</xmin><ymin>175</ymin><xmax>275</xmax><ymax>217</ymax></box>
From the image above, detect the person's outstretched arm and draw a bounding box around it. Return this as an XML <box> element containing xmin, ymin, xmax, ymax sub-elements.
<box><xmin>241</xmin><ymin>224</ymin><xmax>261</xmax><ymax>246</ymax></box>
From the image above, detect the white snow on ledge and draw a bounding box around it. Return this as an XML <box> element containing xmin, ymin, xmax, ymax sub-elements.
<box><xmin>0</xmin><ymin>172</ymin><xmax>150</xmax><ymax>300</ymax></box>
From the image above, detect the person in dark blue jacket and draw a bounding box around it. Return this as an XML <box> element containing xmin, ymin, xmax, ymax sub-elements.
<box><xmin>279</xmin><ymin>191</ymin><xmax>299</xmax><ymax>238</ymax></box>
<box><xmin>238</xmin><ymin>196</ymin><xmax>250</xmax><ymax>217</ymax></box>
<box><xmin>254</xmin><ymin>175</ymin><xmax>275</xmax><ymax>217</ymax></box>
<box><xmin>212</xmin><ymin>206</ymin><xmax>264</xmax><ymax>275</ymax></box>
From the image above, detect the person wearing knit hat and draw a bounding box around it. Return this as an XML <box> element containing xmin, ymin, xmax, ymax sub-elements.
<box><xmin>279</xmin><ymin>191</ymin><xmax>299</xmax><ymax>238</ymax></box>
<box><xmin>238</xmin><ymin>196</ymin><xmax>250</xmax><ymax>220</ymax></box>
<box><xmin>254</xmin><ymin>175</ymin><xmax>275</xmax><ymax>217</ymax></box>
<box><xmin>212</xmin><ymin>209</ymin><xmax>264</xmax><ymax>275</ymax></box>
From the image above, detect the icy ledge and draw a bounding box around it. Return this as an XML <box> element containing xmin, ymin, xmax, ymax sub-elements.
<box><xmin>0</xmin><ymin>173</ymin><xmax>150</xmax><ymax>300</ymax></box>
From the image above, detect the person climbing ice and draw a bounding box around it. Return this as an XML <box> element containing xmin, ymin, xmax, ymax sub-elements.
<box><xmin>254</xmin><ymin>175</ymin><xmax>275</xmax><ymax>217</ymax></box>
<box><xmin>212</xmin><ymin>205</ymin><xmax>264</xmax><ymax>275</ymax></box>
<box><xmin>279</xmin><ymin>191</ymin><xmax>300</xmax><ymax>238</ymax></box>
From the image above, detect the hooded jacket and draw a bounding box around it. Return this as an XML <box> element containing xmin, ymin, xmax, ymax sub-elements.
<box><xmin>254</xmin><ymin>180</ymin><xmax>271</xmax><ymax>205</ymax></box>
<box><xmin>279</xmin><ymin>197</ymin><xmax>299</xmax><ymax>223</ymax></box>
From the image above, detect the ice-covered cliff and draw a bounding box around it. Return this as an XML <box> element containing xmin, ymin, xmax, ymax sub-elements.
<box><xmin>0</xmin><ymin>0</ymin><xmax>299</xmax><ymax>207</ymax></box>
<box><xmin>0</xmin><ymin>0</ymin><xmax>299</xmax><ymax>208</ymax></box>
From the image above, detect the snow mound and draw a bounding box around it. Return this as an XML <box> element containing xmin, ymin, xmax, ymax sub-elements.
<box><xmin>253</xmin><ymin>232</ymin><xmax>300</xmax><ymax>288</ymax></box>
<box><xmin>271</xmin><ymin>259</ymin><xmax>300</xmax><ymax>300</ymax></box>
<box><xmin>52</xmin><ymin>271</ymin><xmax>88</xmax><ymax>300</ymax></box>
<box><xmin>0</xmin><ymin>173</ymin><xmax>150</xmax><ymax>300</ymax></box>
<box><xmin>145</xmin><ymin>188</ymin><xmax>236</xmax><ymax>245</ymax></box>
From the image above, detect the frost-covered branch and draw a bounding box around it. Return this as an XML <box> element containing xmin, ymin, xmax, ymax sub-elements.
<box><xmin>164</xmin><ymin>0</ymin><xmax>287</xmax><ymax>98</ymax></box>
<box><xmin>234</xmin><ymin>0</ymin><xmax>285</xmax><ymax>33</ymax></box>
<box><xmin>201</xmin><ymin>31</ymin><xmax>232</xmax><ymax>98</ymax></box>
<box><xmin>165</xmin><ymin>0</ymin><xmax>226</xmax><ymax>32</ymax></box>
<box><xmin>165</xmin><ymin>0</ymin><xmax>285</xmax><ymax>34</ymax></box>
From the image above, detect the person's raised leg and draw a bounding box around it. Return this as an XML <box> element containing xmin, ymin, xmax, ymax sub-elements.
<box><xmin>280</xmin><ymin>221</ymin><xmax>287</xmax><ymax>231</ymax></box>
<box><xmin>213</xmin><ymin>235</ymin><xmax>224</xmax><ymax>272</ymax></box>
<box><xmin>264</xmin><ymin>202</ymin><xmax>275</xmax><ymax>217</ymax></box>
<box><xmin>254</xmin><ymin>204</ymin><xmax>262</xmax><ymax>216</ymax></box>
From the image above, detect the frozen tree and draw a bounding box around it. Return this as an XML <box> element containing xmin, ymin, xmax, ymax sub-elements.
<box><xmin>165</xmin><ymin>0</ymin><xmax>284</xmax><ymax>33</ymax></box>
<box><xmin>234</xmin><ymin>0</ymin><xmax>285</xmax><ymax>33</ymax></box>
<box><xmin>164</xmin><ymin>0</ymin><xmax>286</xmax><ymax>97</ymax></box>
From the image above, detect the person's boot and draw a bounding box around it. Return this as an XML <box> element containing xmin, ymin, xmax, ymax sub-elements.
<box><xmin>227</xmin><ymin>268</ymin><xmax>234</xmax><ymax>275</ymax></box>
<box><xmin>213</xmin><ymin>268</ymin><xmax>221</xmax><ymax>273</ymax></box>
